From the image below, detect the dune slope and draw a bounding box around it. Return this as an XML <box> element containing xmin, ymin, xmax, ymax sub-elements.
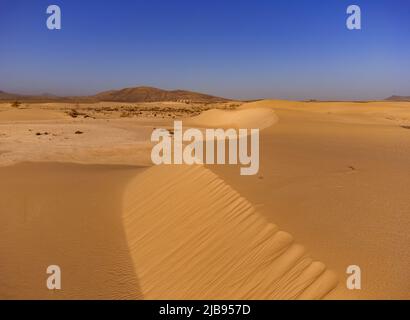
<box><xmin>122</xmin><ymin>164</ymin><xmax>338</xmax><ymax>299</ymax></box>
<box><xmin>209</xmin><ymin>99</ymin><xmax>410</xmax><ymax>299</ymax></box>
<box><xmin>0</xmin><ymin>162</ymin><xmax>337</xmax><ymax>299</ymax></box>
<box><xmin>186</xmin><ymin>107</ymin><xmax>277</xmax><ymax>129</ymax></box>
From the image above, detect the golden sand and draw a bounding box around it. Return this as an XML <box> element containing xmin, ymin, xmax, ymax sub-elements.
<box><xmin>0</xmin><ymin>100</ymin><xmax>409</xmax><ymax>299</ymax></box>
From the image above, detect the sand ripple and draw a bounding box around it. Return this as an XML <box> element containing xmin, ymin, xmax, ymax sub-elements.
<box><xmin>123</xmin><ymin>164</ymin><xmax>338</xmax><ymax>299</ymax></box>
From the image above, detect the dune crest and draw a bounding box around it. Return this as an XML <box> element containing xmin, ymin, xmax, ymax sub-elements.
<box><xmin>187</xmin><ymin>108</ymin><xmax>278</xmax><ymax>130</ymax></box>
<box><xmin>122</xmin><ymin>164</ymin><xmax>338</xmax><ymax>299</ymax></box>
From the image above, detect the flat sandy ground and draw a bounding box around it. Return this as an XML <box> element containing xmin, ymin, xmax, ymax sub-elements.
<box><xmin>0</xmin><ymin>100</ymin><xmax>409</xmax><ymax>299</ymax></box>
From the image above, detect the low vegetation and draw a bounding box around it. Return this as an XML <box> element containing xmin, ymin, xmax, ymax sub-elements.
<box><xmin>11</xmin><ymin>100</ymin><xmax>21</xmax><ymax>108</ymax></box>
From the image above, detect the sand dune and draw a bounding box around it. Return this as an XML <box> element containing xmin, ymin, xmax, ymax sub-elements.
<box><xmin>123</xmin><ymin>164</ymin><xmax>337</xmax><ymax>299</ymax></box>
<box><xmin>0</xmin><ymin>99</ymin><xmax>409</xmax><ymax>299</ymax></box>
<box><xmin>187</xmin><ymin>107</ymin><xmax>277</xmax><ymax>130</ymax></box>
<box><xmin>210</xmin><ymin>99</ymin><xmax>410</xmax><ymax>299</ymax></box>
<box><xmin>0</xmin><ymin>162</ymin><xmax>337</xmax><ymax>299</ymax></box>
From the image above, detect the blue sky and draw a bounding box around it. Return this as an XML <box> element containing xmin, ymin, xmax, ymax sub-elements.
<box><xmin>0</xmin><ymin>0</ymin><xmax>409</xmax><ymax>100</ymax></box>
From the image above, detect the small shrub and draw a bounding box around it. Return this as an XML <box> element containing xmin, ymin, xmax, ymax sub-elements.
<box><xmin>11</xmin><ymin>101</ymin><xmax>21</xmax><ymax>108</ymax></box>
<box><xmin>67</xmin><ymin>109</ymin><xmax>79</xmax><ymax>118</ymax></box>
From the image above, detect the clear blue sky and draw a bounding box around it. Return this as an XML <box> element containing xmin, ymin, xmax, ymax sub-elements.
<box><xmin>0</xmin><ymin>0</ymin><xmax>409</xmax><ymax>100</ymax></box>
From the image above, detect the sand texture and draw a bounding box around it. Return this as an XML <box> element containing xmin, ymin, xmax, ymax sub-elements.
<box><xmin>0</xmin><ymin>100</ymin><xmax>409</xmax><ymax>299</ymax></box>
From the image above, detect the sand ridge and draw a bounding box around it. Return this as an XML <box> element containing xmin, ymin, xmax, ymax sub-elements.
<box><xmin>0</xmin><ymin>162</ymin><xmax>338</xmax><ymax>299</ymax></box>
<box><xmin>186</xmin><ymin>107</ymin><xmax>278</xmax><ymax>130</ymax></box>
<box><xmin>122</xmin><ymin>164</ymin><xmax>338</xmax><ymax>299</ymax></box>
<box><xmin>210</xmin><ymin>99</ymin><xmax>410</xmax><ymax>299</ymax></box>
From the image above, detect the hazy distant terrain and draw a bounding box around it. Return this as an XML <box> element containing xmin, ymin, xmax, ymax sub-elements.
<box><xmin>386</xmin><ymin>95</ymin><xmax>410</xmax><ymax>101</ymax></box>
<box><xmin>0</xmin><ymin>86</ymin><xmax>229</xmax><ymax>103</ymax></box>
<box><xmin>3</xmin><ymin>87</ymin><xmax>408</xmax><ymax>103</ymax></box>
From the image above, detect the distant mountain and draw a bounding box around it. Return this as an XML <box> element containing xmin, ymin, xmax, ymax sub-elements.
<box><xmin>0</xmin><ymin>87</ymin><xmax>229</xmax><ymax>103</ymax></box>
<box><xmin>0</xmin><ymin>90</ymin><xmax>65</xmax><ymax>101</ymax></box>
<box><xmin>0</xmin><ymin>90</ymin><xmax>24</xmax><ymax>100</ymax></box>
<box><xmin>92</xmin><ymin>86</ymin><xmax>228</xmax><ymax>102</ymax></box>
<box><xmin>386</xmin><ymin>95</ymin><xmax>410</xmax><ymax>101</ymax></box>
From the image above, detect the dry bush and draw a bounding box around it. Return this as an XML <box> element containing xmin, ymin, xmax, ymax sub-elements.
<box><xmin>11</xmin><ymin>100</ymin><xmax>21</xmax><ymax>108</ymax></box>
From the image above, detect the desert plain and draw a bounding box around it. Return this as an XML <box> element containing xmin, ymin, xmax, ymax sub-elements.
<box><xmin>0</xmin><ymin>95</ymin><xmax>409</xmax><ymax>299</ymax></box>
